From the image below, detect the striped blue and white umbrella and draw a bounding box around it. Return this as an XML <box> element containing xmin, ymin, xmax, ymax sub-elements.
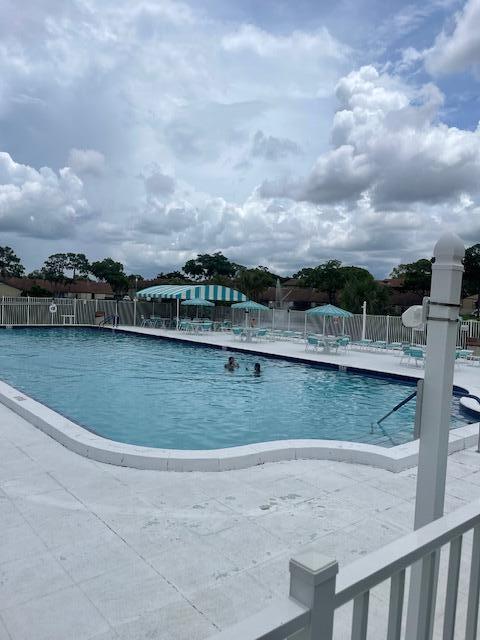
<box><xmin>180</xmin><ymin>298</ymin><xmax>215</xmax><ymax>307</ymax></box>
<box><xmin>305</xmin><ymin>304</ymin><xmax>352</xmax><ymax>335</ymax></box>
<box><xmin>231</xmin><ymin>300</ymin><xmax>269</xmax><ymax>327</ymax></box>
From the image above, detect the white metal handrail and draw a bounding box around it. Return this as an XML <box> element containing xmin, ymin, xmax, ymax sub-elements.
<box><xmin>210</xmin><ymin>500</ymin><xmax>480</xmax><ymax>640</ymax></box>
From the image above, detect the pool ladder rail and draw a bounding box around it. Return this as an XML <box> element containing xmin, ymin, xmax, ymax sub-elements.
<box><xmin>371</xmin><ymin>385</ymin><xmax>420</xmax><ymax>446</ymax></box>
<box><xmin>99</xmin><ymin>314</ymin><xmax>119</xmax><ymax>328</ymax></box>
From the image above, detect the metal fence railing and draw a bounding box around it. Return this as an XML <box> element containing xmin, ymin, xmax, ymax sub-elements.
<box><xmin>0</xmin><ymin>297</ymin><xmax>478</xmax><ymax>348</ymax></box>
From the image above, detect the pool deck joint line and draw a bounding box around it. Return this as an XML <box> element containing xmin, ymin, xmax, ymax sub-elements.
<box><xmin>0</xmin><ymin>324</ymin><xmax>478</xmax><ymax>473</ymax></box>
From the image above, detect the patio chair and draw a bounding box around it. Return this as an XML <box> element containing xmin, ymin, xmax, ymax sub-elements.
<box><xmin>305</xmin><ymin>335</ymin><xmax>320</xmax><ymax>351</ymax></box>
<box><xmin>254</xmin><ymin>328</ymin><xmax>268</xmax><ymax>342</ymax></box>
<box><xmin>232</xmin><ymin>327</ymin><xmax>244</xmax><ymax>341</ymax></box>
<box><xmin>399</xmin><ymin>345</ymin><xmax>411</xmax><ymax>365</ymax></box>
<box><xmin>140</xmin><ymin>315</ymin><xmax>154</xmax><ymax>327</ymax></box>
<box><xmin>409</xmin><ymin>347</ymin><xmax>425</xmax><ymax>367</ymax></box>
<box><xmin>336</xmin><ymin>336</ymin><xmax>350</xmax><ymax>353</ymax></box>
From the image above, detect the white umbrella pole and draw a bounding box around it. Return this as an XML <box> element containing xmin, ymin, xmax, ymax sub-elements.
<box><xmin>287</xmin><ymin>309</ymin><xmax>291</xmax><ymax>331</ymax></box>
<box><xmin>322</xmin><ymin>315</ymin><xmax>326</xmax><ymax>336</ymax></box>
<box><xmin>176</xmin><ymin>298</ymin><xmax>179</xmax><ymax>330</ymax></box>
<box><xmin>342</xmin><ymin>317</ymin><xmax>345</xmax><ymax>336</ymax></box>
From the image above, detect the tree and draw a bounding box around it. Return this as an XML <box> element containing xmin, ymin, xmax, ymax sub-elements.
<box><xmin>41</xmin><ymin>253</ymin><xmax>69</xmax><ymax>282</ymax></box>
<box><xmin>183</xmin><ymin>252</ymin><xmax>241</xmax><ymax>281</ymax></box>
<box><xmin>341</xmin><ymin>270</ymin><xmax>390</xmax><ymax>314</ymax></box>
<box><xmin>463</xmin><ymin>244</ymin><xmax>480</xmax><ymax>311</ymax></box>
<box><xmin>390</xmin><ymin>259</ymin><xmax>432</xmax><ymax>296</ymax></box>
<box><xmin>296</xmin><ymin>259</ymin><xmax>345</xmax><ymax>304</ymax></box>
<box><xmin>236</xmin><ymin>268</ymin><xmax>276</xmax><ymax>301</ymax></box>
<box><xmin>90</xmin><ymin>258</ymin><xmax>129</xmax><ymax>294</ymax></box>
<box><xmin>66</xmin><ymin>253</ymin><xmax>90</xmax><ymax>280</ymax></box>
<box><xmin>0</xmin><ymin>246</ymin><xmax>25</xmax><ymax>277</ymax></box>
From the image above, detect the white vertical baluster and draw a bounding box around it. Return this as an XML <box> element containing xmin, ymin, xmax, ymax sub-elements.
<box><xmin>465</xmin><ymin>525</ymin><xmax>480</xmax><ymax>640</ymax></box>
<box><xmin>387</xmin><ymin>570</ymin><xmax>405</xmax><ymax>640</ymax></box>
<box><xmin>351</xmin><ymin>591</ymin><xmax>369</xmax><ymax>640</ymax></box>
<box><xmin>442</xmin><ymin>536</ymin><xmax>462</xmax><ymax>640</ymax></box>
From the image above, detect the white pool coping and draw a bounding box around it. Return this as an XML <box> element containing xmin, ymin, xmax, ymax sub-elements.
<box><xmin>1</xmin><ymin>324</ymin><xmax>479</xmax><ymax>473</ymax></box>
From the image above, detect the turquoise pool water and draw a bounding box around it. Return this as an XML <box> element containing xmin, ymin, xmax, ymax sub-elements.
<box><xmin>0</xmin><ymin>328</ymin><xmax>472</xmax><ymax>450</ymax></box>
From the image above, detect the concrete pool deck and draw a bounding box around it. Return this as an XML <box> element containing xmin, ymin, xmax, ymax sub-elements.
<box><xmin>1</xmin><ymin>402</ymin><xmax>480</xmax><ymax>640</ymax></box>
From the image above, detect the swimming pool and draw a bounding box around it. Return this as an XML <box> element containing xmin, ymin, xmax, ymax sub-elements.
<box><xmin>0</xmin><ymin>327</ymin><xmax>472</xmax><ymax>450</ymax></box>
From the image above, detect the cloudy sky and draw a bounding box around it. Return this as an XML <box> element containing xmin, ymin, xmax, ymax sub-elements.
<box><xmin>1</xmin><ymin>0</ymin><xmax>480</xmax><ymax>277</ymax></box>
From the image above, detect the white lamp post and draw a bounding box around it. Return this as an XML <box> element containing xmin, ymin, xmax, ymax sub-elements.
<box><xmin>406</xmin><ymin>232</ymin><xmax>465</xmax><ymax>639</ymax></box>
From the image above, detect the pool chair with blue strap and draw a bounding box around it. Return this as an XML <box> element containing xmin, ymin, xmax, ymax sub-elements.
<box><xmin>336</xmin><ymin>336</ymin><xmax>350</xmax><ymax>353</ymax></box>
<box><xmin>232</xmin><ymin>326</ymin><xmax>244</xmax><ymax>341</ymax></box>
<box><xmin>305</xmin><ymin>335</ymin><xmax>320</xmax><ymax>351</ymax></box>
<box><xmin>409</xmin><ymin>347</ymin><xmax>425</xmax><ymax>367</ymax></box>
<box><xmin>254</xmin><ymin>328</ymin><xmax>268</xmax><ymax>342</ymax></box>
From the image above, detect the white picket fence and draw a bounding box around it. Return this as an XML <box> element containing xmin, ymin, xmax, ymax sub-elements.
<box><xmin>212</xmin><ymin>499</ymin><xmax>480</xmax><ymax>640</ymax></box>
<box><xmin>2</xmin><ymin>297</ymin><xmax>479</xmax><ymax>348</ymax></box>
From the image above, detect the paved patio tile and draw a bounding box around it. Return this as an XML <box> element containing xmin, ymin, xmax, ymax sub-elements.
<box><xmin>149</xmin><ymin>536</ymin><xmax>240</xmax><ymax>594</ymax></box>
<box><xmin>206</xmin><ymin>520</ymin><xmax>289</xmax><ymax>569</ymax></box>
<box><xmin>2</xmin><ymin>585</ymin><xmax>110</xmax><ymax>640</ymax></box>
<box><xmin>190</xmin><ymin>571</ymin><xmax>275</xmax><ymax>629</ymax></box>
<box><xmin>0</xmin><ymin>522</ymin><xmax>47</xmax><ymax>565</ymax></box>
<box><xmin>78</xmin><ymin>559</ymin><xmax>180</xmax><ymax>626</ymax></box>
<box><xmin>0</xmin><ymin>495</ymin><xmax>26</xmax><ymax>532</ymax></box>
<box><xmin>52</xmin><ymin>529</ymin><xmax>141</xmax><ymax>583</ymax></box>
<box><xmin>0</xmin><ymin>471</ymin><xmax>64</xmax><ymax>499</ymax></box>
<box><xmin>172</xmin><ymin>499</ymin><xmax>242</xmax><ymax>537</ymax></box>
<box><xmin>113</xmin><ymin>600</ymin><xmax>216</xmax><ymax>640</ymax></box>
<box><xmin>0</xmin><ymin>617</ymin><xmax>10</xmax><ymax>640</ymax></box>
<box><xmin>0</xmin><ymin>551</ymin><xmax>72</xmax><ymax>610</ymax></box>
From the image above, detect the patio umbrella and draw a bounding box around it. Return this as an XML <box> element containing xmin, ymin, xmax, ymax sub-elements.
<box><xmin>231</xmin><ymin>300</ymin><xmax>269</xmax><ymax>327</ymax></box>
<box><xmin>305</xmin><ymin>304</ymin><xmax>353</xmax><ymax>336</ymax></box>
<box><xmin>181</xmin><ymin>297</ymin><xmax>214</xmax><ymax>319</ymax></box>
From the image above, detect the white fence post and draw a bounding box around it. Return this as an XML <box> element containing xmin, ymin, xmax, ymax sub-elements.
<box><xmin>73</xmin><ymin>298</ymin><xmax>77</xmax><ymax>325</ymax></box>
<box><xmin>361</xmin><ymin>301</ymin><xmax>367</xmax><ymax>340</ymax></box>
<box><xmin>289</xmin><ymin>550</ymin><xmax>338</xmax><ymax>639</ymax></box>
<box><xmin>406</xmin><ymin>233</ymin><xmax>465</xmax><ymax>640</ymax></box>
<box><xmin>133</xmin><ymin>298</ymin><xmax>137</xmax><ymax>326</ymax></box>
<box><xmin>27</xmin><ymin>296</ymin><xmax>30</xmax><ymax>325</ymax></box>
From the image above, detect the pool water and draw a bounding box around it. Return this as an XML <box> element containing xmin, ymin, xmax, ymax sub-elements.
<box><xmin>0</xmin><ymin>328</ymin><xmax>472</xmax><ymax>450</ymax></box>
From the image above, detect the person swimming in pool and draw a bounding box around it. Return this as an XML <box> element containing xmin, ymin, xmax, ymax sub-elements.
<box><xmin>225</xmin><ymin>356</ymin><xmax>239</xmax><ymax>371</ymax></box>
<box><xmin>253</xmin><ymin>362</ymin><xmax>261</xmax><ymax>376</ymax></box>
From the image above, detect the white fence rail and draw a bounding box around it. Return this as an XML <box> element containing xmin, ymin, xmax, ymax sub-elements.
<box><xmin>212</xmin><ymin>500</ymin><xmax>480</xmax><ymax>640</ymax></box>
<box><xmin>1</xmin><ymin>298</ymin><xmax>479</xmax><ymax>348</ymax></box>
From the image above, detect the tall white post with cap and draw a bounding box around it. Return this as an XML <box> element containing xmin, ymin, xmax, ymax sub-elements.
<box><xmin>361</xmin><ymin>300</ymin><xmax>367</xmax><ymax>340</ymax></box>
<box><xmin>406</xmin><ymin>232</ymin><xmax>465</xmax><ymax>639</ymax></box>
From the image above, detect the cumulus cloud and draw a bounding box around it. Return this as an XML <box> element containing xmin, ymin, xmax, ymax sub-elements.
<box><xmin>250</xmin><ymin>130</ymin><xmax>302</xmax><ymax>161</ymax></box>
<box><xmin>221</xmin><ymin>24</ymin><xmax>348</xmax><ymax>60</ymax></box>
<box><xmin>261</xmin><ymin>66</ymin><xmax>480</xmax><ymax>207</ymax></box>
<box><xmin>68</xmin><ymin>148</ymin><xmax>106</xmax><ymax>176</ymax></box>
<box><xmin>0</xmin><ymin>151</ymin><xmax>91</xmax><ymax>238</ymax></box>
<box><xmin>425</xmin><ymin>0</ymin><xmax>480</xmax><ymax>75</ymax></box>
<box><xmin>144</xmin><ymin>171</ymin><xmax>176</xmax><ymax>196</ymax></box>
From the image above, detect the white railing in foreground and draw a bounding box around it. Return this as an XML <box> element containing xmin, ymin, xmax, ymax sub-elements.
<box><xmin>211</xmin><ymin>500</ymin><xmax>480</xmax><ymax>640</ymax></box>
